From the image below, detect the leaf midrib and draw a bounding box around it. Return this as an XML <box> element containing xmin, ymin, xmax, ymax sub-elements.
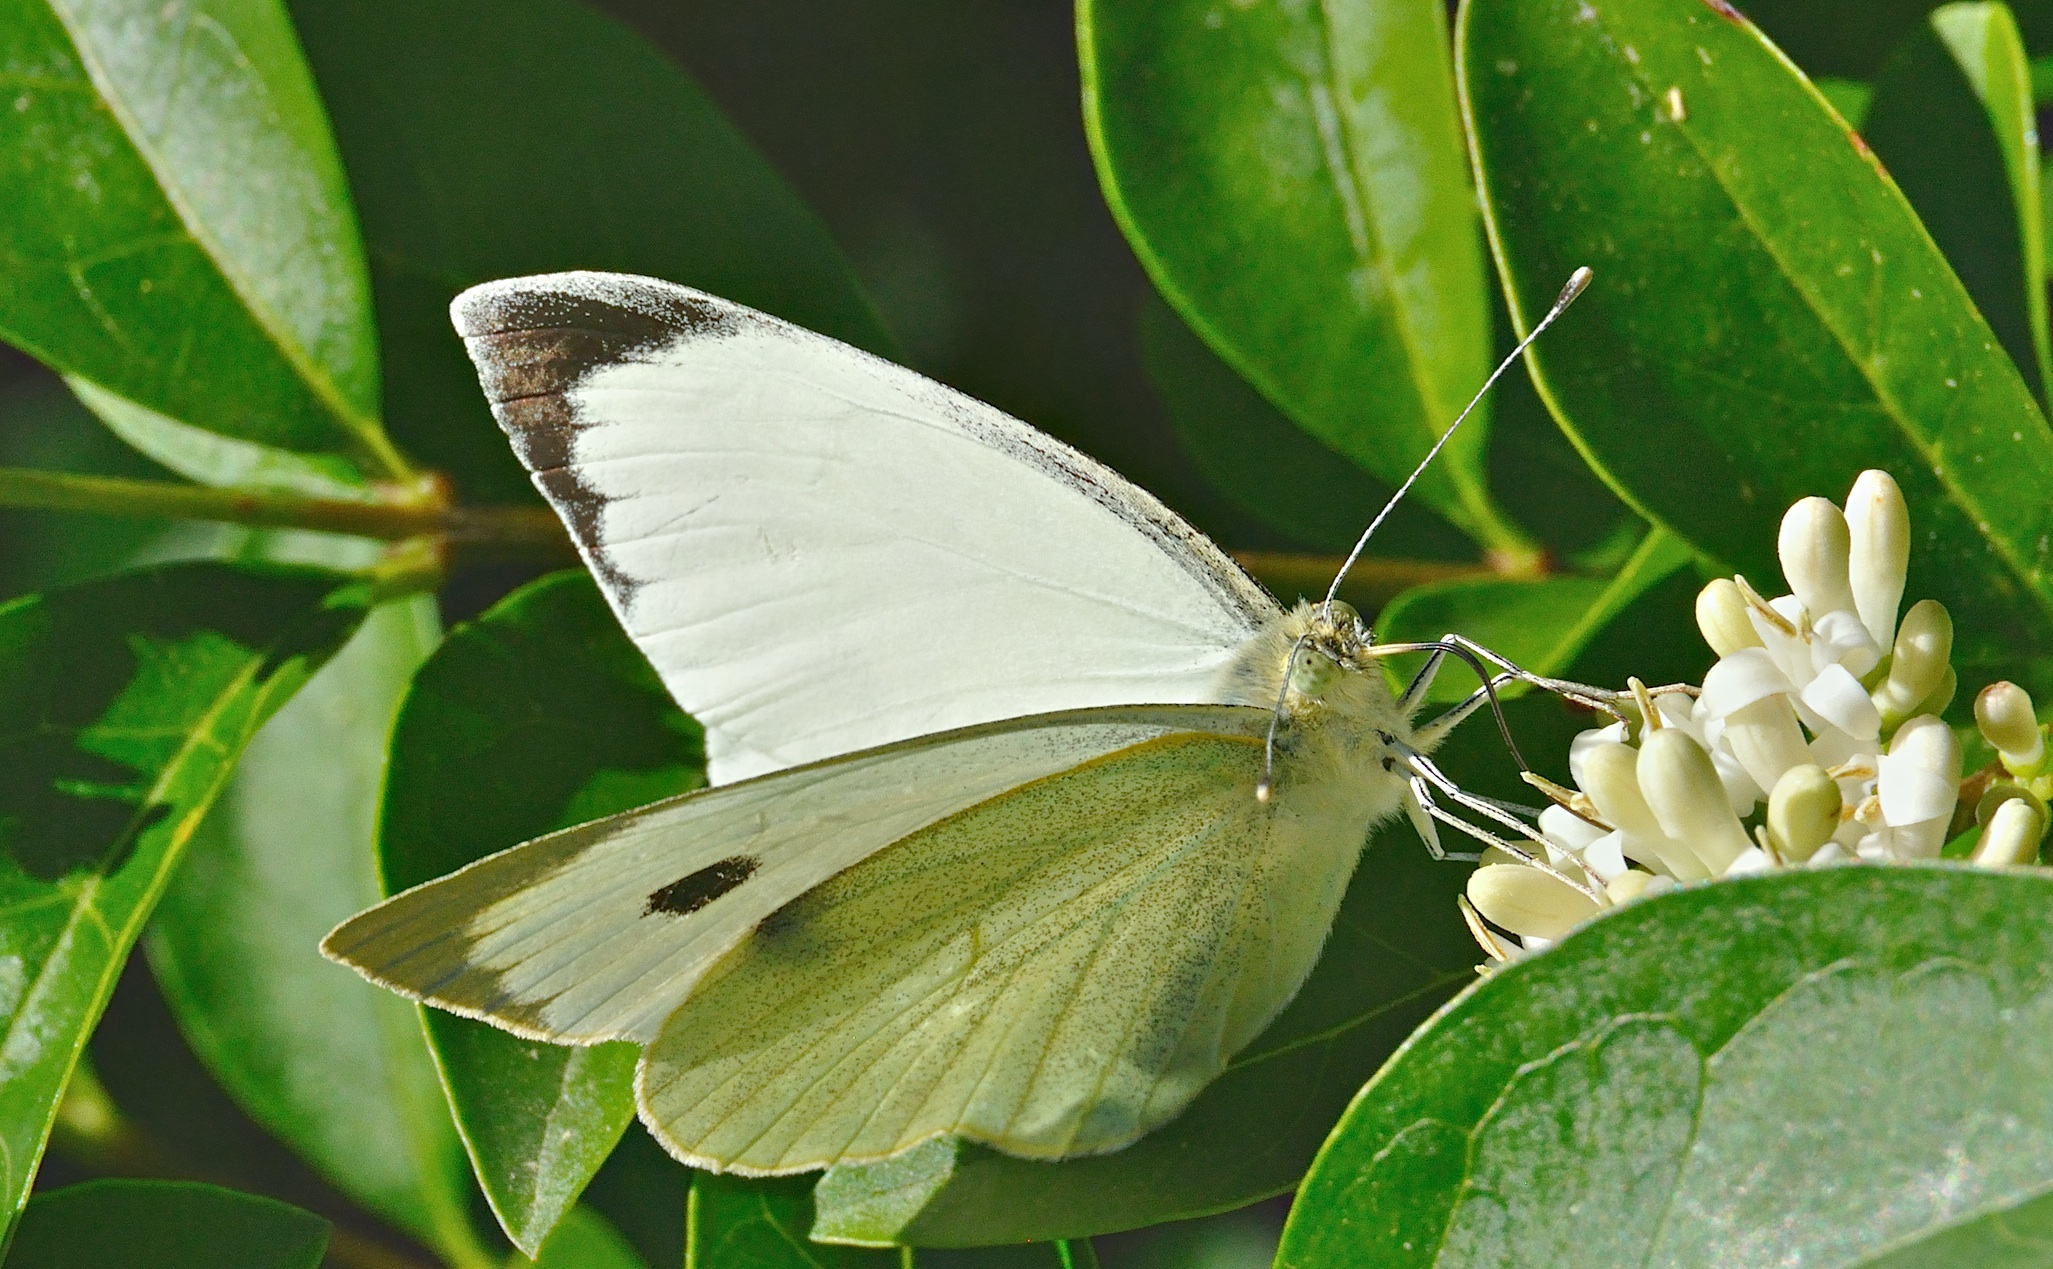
<box><xmin>1598</xmin><ymin>6</ymin><xmax>2053</xmax><ymax>632</ymax></box>
<box><xmin>41</xmin><ymin>0</ymin><xmax>388</xmax><ymax>469</ymax></box>
<box><xmin>0</xmin><ymin>649</ymin><xmax>267</xmax><ymax>1221</ymax></box>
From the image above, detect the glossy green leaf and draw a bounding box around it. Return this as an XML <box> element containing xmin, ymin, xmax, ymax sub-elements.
<box><xmin>1460</xmin><ymin>0</ymin><xmax>2053</xmax><ymax>697</ymax></box>
<box><xmin>689</xmin><ymin>1172</ymin><xmax>898</xmax><ymax>1268</ymax></box>
<box><xmin>0</xmin><ymin>375</ymin><xmax>203</xmax><ymax>598</ymax></box>
<box><xmin>0</xmin><ymin>0</ymin><xmax>397</xmax><ymax>477</ymax></box>
<box><xmin>1375</xmin><ymin>528</ymin><xmax>1694</xmax><ymax>704</ymax></box>
<box><xmin>702</xmin><ymin>1172</ymin><xmax>1095</xmax><ymax>1268</ymax></box>
<box><xmin>289</xmin><ymin>0</ymin><xmax>892</xmax><ymax>505</ymax></box>
<box><xmin>1864</xmin><ymin>1189</ymin><xmax>2053</xmax><ymax>1267</ymax></box>
<box><xmin>379</xmin><ymin>571</ymin><xmax>704</xmax><ymax>1254</ymax></box>
<box><xmin>1814</xmin><ymin>76</ymin><xmax>1875</xmax><ymax>125</ymax></box>
<box><xmin>7</xmin><ymin>1179</ymin><xmax>328</xmax><ymax>1269</ymax></box>
<box><xmin>146</xmin><ymin>598</ymin><xmax>492</xmax><ymax>1267</ymax></box>
<box><xmin>1081</xmin><ymin>0</ymin><xmax>1532</xmax><ymax>558</ymax></box>
<box><xmin>583</xmin><ymin>1125</ymin><xmax>692</xmax><ymax>1269</ymax></box>
<box><xmin>1137</xmin><ymin>295</ymin><xmax>1470</xmax><ymax>559</ymax></box>
<box><xmin>1866</xmin><ymin>3</ymin><xmax>2051</xmax><ymax>404</ymax></box>
<box><xmin>921</xmin><ymin>1242</ymin><xmax>1099</xmax><ymax>1269</ymax></box>
<box><xmin>1277</xmin><ymin>867</ymin><xmax>2053</xmax><ymax>1267</ymax></box>
<box><xmin>518</xmin><ymin>1205</ymin><xmax>651</xmax><ymax>1269</ymax></box>
<box><xmin>0</xmin><ymin>562</ymin><xmax>363</xmax><ymax>1234</ymax></box>
<box><xmin>68</xmin><ymin>377</ymin><xmax>369</xmax><ymax>499</ymax></box>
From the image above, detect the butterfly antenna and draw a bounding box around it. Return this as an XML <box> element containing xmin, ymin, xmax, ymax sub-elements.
<box><xmin>1321</xmin><ymin>266</ymin><xmax>1593</xmax><ymax>617</ymax></box>
<box><xmin>1256</xmin><ymin>633</ymin><xmax>1313</xmax><ymax>804</ymax></box>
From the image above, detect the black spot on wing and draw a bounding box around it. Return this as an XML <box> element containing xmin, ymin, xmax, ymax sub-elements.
<box><xmin>645</xmin><ymin>855</ymin><xmax>761</xmax><ymax>918</ymax></box>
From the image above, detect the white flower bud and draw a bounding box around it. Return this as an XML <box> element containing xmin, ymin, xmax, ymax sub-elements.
<box><xmin>1799</xmin><ymin>662</ymin><xmax>1882</xmax><ymax>741</ymax></box>
<box><xmin>1845</xmin><ymin>469</ymin><xmax>1910</xmax><ymax>649</ymax></box>
<box><xmin>1766</xmin><ymin>764</ymin><xmax>1842</xmax><ymax>862</ymax></box>
<box><xmin>1575</xmin><ymin>742</ymin><xmax>1710</xmax><ymax>882</ymax></box>
<box><xmin>1871</xmin><ymin>599</ymin><xmax>1953</xmax><ymax>724</ymax></box>
<box><xmin>1637</xmin><ymin>728</ymin><xmax>1753</xmax><ymax>874</ymax></box>
<box><xmin>1696</xmin><ymin>578</ymin><xmax>1763</xmax><ymax>657</ymax></box>
<box><xmin>1605</xmin><ymin>870</ymin><xmax>1658</xmax><ymax>903</ymax></box>
<box><xmin>1976</xmin><ymin>681</ymin><xmax>2046</xmax><ymax>775</ymax></box>
<box><xmin>1466</xmin><ymin>864</ymin><xmax>1602</xmax><ymax>941</ymax></box>
<box><xmin>1879</xmin><ymin>714</ymin><xmax>1961</xmax><ymax>859</ymax></box>
<box><xmin>1915</xmin><ymin>665</ymin><xmax>1957</xmax><ymax>719</ymax></box>
<box><xmin>1780</xmin><ymin>496</ymin><xmax>1857</xmax><ymax>620</ymax></box>
<box><xmin>1971</xmin><ymin>797</ymin><xmax>2046</xmax><ymax>867</ymax></box>
<box><xmin>1577</xmin><ymin>741</ymin><xmax>1664</xmax><ymax>838</ymax></box>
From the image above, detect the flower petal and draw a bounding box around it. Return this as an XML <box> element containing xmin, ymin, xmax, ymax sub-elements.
<box><xmin>1799</xmin><ymin>662</ymin><xmax>1882</xmax><ymax>740</ymax></box>
<box><xmin>1809</xmin><ymin>609</ymin><xmax>1880</xmax><ymax>678</ymax></box>
<box><xmin>1700</xmin><ymin>647</ymin><xmax>1795</xmax><ymax>718</ymax></box>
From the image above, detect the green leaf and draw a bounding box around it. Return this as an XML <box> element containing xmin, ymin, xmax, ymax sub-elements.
<box><xmin>0</xmin><ymin>562</ymin><xmax>364</xmax><ymax>1234</ymax></box>
<box><xmin>1866</xmin><ymin>3</ymin><xmax>2051</xmax><ymax>405</ymax></box>
<box><xmin>145</xmin><ymin>598</ymin><xmax>493</xmax><ymax>1267</ymax></box>
<box><xmin>0</xmin><ymin>375</ymin><xmax>205</xmax><ymax>598</ymax></box>
<box><xmin>688</xmin><ymin>1172</ymin><xmax>898</xmax><ymax>1268</ymax></box>
<box><xmin>1276</xmin><ymin>867</ymin><xmax>2053</xmax><ymax>1267</ymax></box>
<box><xmin>1459</xmin><ymin>0</ymin><xmax>2053</xmax><ymax>697</ymax></box>
<box><xmin>1863</xmin><ymin>1189</ymin><xmax>2053</xmax><ymax>1267</ymax></box>
<box><xmin>1081</xmin><ymin>0</ymin><xmax>1532</xmax><ymax>558</ymax></box>
<box><xmin>289</xmin><ymin>0</ymin><xmax>893</xmax><ymax>505</ymax></box>
<box><xmin>696</xmin><ymin>1173</ymin><xmax>1094</xmax><ymax>1267</ymax></box>
<box><xmin>0</xmin><ymin>0</ymin><xmax>397</xmax><ymax>477</ymax></box>
<box><xmin>583</xmin><ymin>1126</ymin><xmax>692</xmax><ymax>1269</ymax></box>
<box><xmin>67</xmin><ymin>377</ymin><xmax>369</xmax><ymax>499</ymax></box>
<box><xmin>1815</xmin><ymin>76</ymin><xmax>1875</xmax><ymax>125</ymax></box>
<box><xmin>379</xmin><ymin>571</ymin><xmax>704</xmax><ymax>1254</ymax></box>
<box><xmin>7</xmin><ymin>1179</ymin><xmax>328</xmax><ymax>1269</ymax></box>
<box><xmin>1374</xmin><ymin>529</ymin><xmax>1695</xmax><ymax>704</ymax></box>
<box><xmin>517</xmin><ymin>1205</ymin><xmax>651</xmax><ymax>1269</ymax></box>
<box><xmin>1137</xmin><ymin>295</ymin><xmax>1471</xmax><ymax>560</ymax></box>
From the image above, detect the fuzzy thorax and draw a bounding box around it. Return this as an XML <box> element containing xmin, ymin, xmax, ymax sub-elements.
<box><xmin>1220</xmin><ymin>600</ymin><xmax>1422</xmax><ymax>822</ymax></box>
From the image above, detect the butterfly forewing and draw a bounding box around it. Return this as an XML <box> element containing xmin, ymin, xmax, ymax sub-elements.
<box><xmin>636</xmin><ymin>728</ymin><xmax>1372</xmax><ymax>1174</ymax></box>
<box><xmin>451</xmin><ymin>273</ymin><xmax>1280</xmax><ymax>782</ymax></box>
<box><xmin>322</xmin><ymin>705</ymin><xmax>1270</xmax><ymax>1045</ymax></box>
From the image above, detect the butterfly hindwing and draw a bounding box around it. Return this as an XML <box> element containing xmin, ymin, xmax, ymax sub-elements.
<box><xmin>451</xmin><ymin>273</ymin><xmax>1281</xmax><ymax>781</ymax></box>
<box><xmin>637</xmin><ymin>727</ymin><xmax>1377</xmax><ymax>1174</ymax></box>
<box><xmin>322</xmin><ymin>705</ymin><xmax>1270</xmax><ymax>1045</ymax></box>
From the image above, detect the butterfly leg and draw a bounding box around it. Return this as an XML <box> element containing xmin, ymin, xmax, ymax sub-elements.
<box><xmin>1410</xmin><ymin>669</ymin><xmax>1519</xmax><ymax>750</ymax></box>
<box><xmin>1396</xmin><ymin>744</ymin><xmax>1602</xmax><ymax>898</ymax></box>
<box><xmin>1436</xmin><ymin>633</ymin><xmax>1699</xmax><ymax>715</ymax></box>
<box><xmin>1396</xmin><ymin>646</ymin><xmax>1451</xmax><ymax>714</ymax></box>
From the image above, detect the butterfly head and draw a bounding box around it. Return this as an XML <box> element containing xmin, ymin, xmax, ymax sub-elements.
<box><xmin>1225</xmin><ymin>599</ymin><xmax>1398</xmax><ymax>721</ymax></box>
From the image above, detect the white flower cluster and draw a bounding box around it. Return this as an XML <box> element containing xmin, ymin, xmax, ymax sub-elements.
<box><xmin>1461</xmin><ymin>469</ymin><xmax>2047</xmax><ymax>965</ymax></box>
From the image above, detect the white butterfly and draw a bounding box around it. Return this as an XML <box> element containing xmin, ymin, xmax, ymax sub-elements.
<box><xmin>323</xmin><ymin>269</ymin><xmax>1591</xmax><ymax>1175</ymax></box>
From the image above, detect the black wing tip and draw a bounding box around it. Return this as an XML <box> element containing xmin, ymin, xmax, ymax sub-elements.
<box><xmin>450</xmin><ymin>272</ymin><xmax>749</xmax><ymax>342</ymax></box>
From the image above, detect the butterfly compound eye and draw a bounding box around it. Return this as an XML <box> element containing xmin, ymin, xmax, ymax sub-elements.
<box><xmin>1290</xmin><ymin>650</ymin><xmax>1342</xmax><ymax>699</ymax></box>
